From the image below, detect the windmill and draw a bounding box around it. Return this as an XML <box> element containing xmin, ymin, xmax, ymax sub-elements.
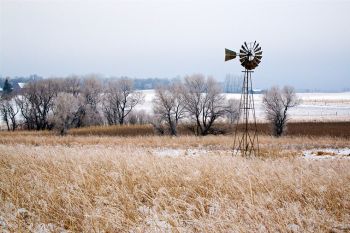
<box><xmin>225</xmin><ymin>41</ymin><xmax>262</xmax><ymax>156</ymax></box>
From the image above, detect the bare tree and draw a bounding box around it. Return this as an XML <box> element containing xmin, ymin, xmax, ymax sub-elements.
<box><xmin>52</xmin><ymin>93</ymin><xmax>82</xmax><ymax>135</ymax></box>
<box><xmin>182</xmin><ymin>74</ymin><xmax>227</xmax><ymax>135</ymax></box>
<box><xmin>15</xmin><ymin>95</ymin><xmax>36</xmax><ymax>130</ymax></box>
<box><xmin>125</xmin><ymin>110</ymin><xmax>152</xmax><ymax>125</ymax></box>
<box><xmin>153</xmin><ymin>84</ymin><xmax>186</xmax><ymax>135</ymax></box>
<box><xmin>61</xmin><ymin>76</ymin><xmax>81</xmax><ymax>97</ymax></box>
<box><xmin>75</xmin><ymin>77</ymin><xmax>103</xmax><ymax>127</ymax></box>
<box><xmin>150</xmin><ymin>115</ymin><xmax>166</xmax><ymax>135</ymax></box>
<box><xmin>102</xmin><ymin>78</ymin><xmax>144</xmax><ymax>125</ymax></box>
<box><xmin>81</xmin><ymin>77</ymin><xmax>101</xmax><ymax>109</ymax></box>
<box><xmin>16</xmin><ymin>79</ymin><xmax>60</xmax><ymax>130</ymax></box>
<box><xmin>135</xmin><ymin>110</ymin><xmax>152</xmax><ymax>125</ymax></box>
<box><xmin>0</xmin><ymin>95</ymin><xmax>19</xmax><ymax>131</ymax></box>
<box><xmin>262</xmin><ymin>86</ymin><xmax>300</xmax><ymax>137</ymax></box>
<box><xmin>225</xmin><ymin>98</ymin><xmax>240</xmax><ymax>124</ymax></box>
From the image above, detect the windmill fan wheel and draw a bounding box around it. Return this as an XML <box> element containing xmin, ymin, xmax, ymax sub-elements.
<box><xmin>239</xmin><ymin>41</ymin><xmax>262</xmax><ymax>70</ymax></box>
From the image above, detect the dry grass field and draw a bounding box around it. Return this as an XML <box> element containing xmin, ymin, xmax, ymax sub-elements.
<box><xmin>0</xmin><ymin>127</ymin><xmax>350</xmax><ymax>232</ymax></box>
<box><xmin>5</xmin><ymin>121</ymin><xmax>346</xmax><ymax>138</ymax></box>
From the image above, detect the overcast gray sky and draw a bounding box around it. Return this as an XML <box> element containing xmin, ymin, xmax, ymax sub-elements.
<box><xmin>0</xmin><ymin>0</ymin><xmax>349</xmax><ymax>90</ymax></box>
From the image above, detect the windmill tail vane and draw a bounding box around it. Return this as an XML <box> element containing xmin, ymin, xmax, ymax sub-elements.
<box><xmin>225</xmin><ymin>48</ymin><xmax>236</xmax><ymax>61</ymax></box>
<box><xmin>225</xmin><ymin>41</ymin><xmax>263</xmax><ymax>157</ymax></box>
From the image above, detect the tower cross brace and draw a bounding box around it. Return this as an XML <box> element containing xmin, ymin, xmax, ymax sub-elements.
<box><xmin>233</xmin><ymin>69</ymin><xmax>259</xmax><ymax>156</ymax></box>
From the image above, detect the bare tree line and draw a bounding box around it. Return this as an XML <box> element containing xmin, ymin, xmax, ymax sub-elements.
<box><xmin>0</xmin><ymin>74</ymin><xmax>241</xmax><ymax>135</ymax></box>
<box><xmin>0</xmin><ymin>74</ymin><xmax>299</xmax><ymax>137</ymax></box>
<box><xmin>152</xmin><ymin>77</ymin><xmax>299</xmax><ymax>136</ymax></box>
<box><xmin>152</xmin><ymin>74</ymin><xmax>240</xmax><ymax>136</ymax></box>
<box><xmin>0</xmin><ymin>76</ymin><xmax>146</xmax><ymax>134</ymax></box>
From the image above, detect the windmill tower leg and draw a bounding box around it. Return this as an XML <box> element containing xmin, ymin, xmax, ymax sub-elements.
<box><xmin>233</xmin><ymin>70</ymin><xmax>259</xmax><ymax>156</ymax></box>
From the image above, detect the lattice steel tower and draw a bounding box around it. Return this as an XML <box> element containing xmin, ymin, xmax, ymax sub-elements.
<box><xmin>225</xmin><ymin>41</ymin><xmax>262</xmax><ymax>156</ymax></box>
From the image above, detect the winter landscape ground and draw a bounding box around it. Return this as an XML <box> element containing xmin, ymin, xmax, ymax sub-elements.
<box><xmin>0</xmin><ymin>91</ymin><xmax>350</xmax><ymax>232</ymax></box>
<box><xmin>1</xmin><ymin>121</ymin><xmax>350</xmax><ymax>232</ymax></box>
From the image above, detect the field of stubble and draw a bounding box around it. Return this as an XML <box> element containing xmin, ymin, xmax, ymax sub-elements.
<box><xmin>0</xmin><ymin>133</ymin><xmax>349</xmax><ymax>232</ymax></box>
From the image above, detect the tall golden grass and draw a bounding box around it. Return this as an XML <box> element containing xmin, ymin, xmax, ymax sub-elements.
<box><xmin>0</xmin><ymin>128</ymin><xmax>349</xmax><ymax>232</ymax></box>
<box><xmin>1</xmin><ymin>143</ymin><xmax>349</xmax><ymax>232</ymax></box>
<box><xmin>1</xmin><ymin>121</ymin><xmax>349</xmax><ymax>138</ymax></box>
<box><xmin>67</xmin><ymin>121</ymin><xmax>350</xmax><ymax>138</ymax></box>
<box><xmin>0</xmin><ymin>133</ymin><xmax>349</xmax><ymax>152</ymax></box>
<box><xmin>69</xmin><ymin>124</ymin><xmax>155</xmax><ymax>137</ymax></box>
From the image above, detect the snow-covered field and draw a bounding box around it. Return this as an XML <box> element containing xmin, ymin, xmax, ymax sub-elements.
<box><xmin>137</xmin><ymin>90</ymin><xmax>350</xmax><ymax>121</ymax></box>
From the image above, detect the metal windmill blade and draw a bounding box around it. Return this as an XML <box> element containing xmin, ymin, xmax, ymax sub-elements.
<box><xmin>254</xmin><ymin>55</ymin><xmax>262</xmax><ymax>62</ymax></box>
<box><xmin>241</xmin><ymin>45</ymin><xmax>248</xmax><ymax>53</ymax></box>
<box><xmin>239</xmin><ymin>49</ymin><xmax>247</xmax><ymax>55</ymax></box>
<box><xmin>252</xmin><ymin>59</ymin><xmax>259</xmax><ymax>68</ymax></box>
<box><xmin>254</xmin><ymin>46</ymin><xmax>262</xmax><ymax>53</ymax></box>
<box><xmin>254</xmin><ymin>43</ymin><xmax>260</xmax><ymax>50</ymax></box>
<box><xmin>239</xmin><ymin>57</ymin><xmax>247</xmax><ymax>63</ymax></box>
<box><xmin>244</xmin><ymin>42</ymin><xmax>249</xmax><ymax>50</ymax></box>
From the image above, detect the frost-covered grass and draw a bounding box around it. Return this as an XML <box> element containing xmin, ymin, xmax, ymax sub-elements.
<box><xmin>0</xmin><ymin>134</ymin><xmax>350</xmax><ymax>232</ymax></box>
<box><xmin>0</xmin><ymin>133</ymin><xmax>349</xmax><ymax>150</ymax></box>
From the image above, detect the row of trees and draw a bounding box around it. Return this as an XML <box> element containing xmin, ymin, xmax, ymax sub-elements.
<box><xmin>153</xmin><ymin>75</ymin><xmax>240</xmax><ymax>136</ymax></box>
<box><xmin>153</xmin><ymin>76</ymin><xmax>300</xmax><ymax>137</ymax></box>
<box><xmin>0</xmin><ymin>76</ymin><xmax>146</xmax><ymax>134</ymax></box>
<box><xmin>0</xmin><ymin>74</ymin><xmax>299</xmax><ymax>136</ymax></box>
<box><xmin>0</xmin><ymin>75</ymin><xmax>240</xmax><ymax>135</ymax></box>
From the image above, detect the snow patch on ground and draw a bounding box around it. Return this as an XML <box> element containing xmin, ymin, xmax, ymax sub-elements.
<box><xmin>302</xmin><ymin>148</ymin><xmax>350</xmax><ymax>160</ymax></box>
<box><xmin>152</xmin><ymin>148</ymin><xmax>209</xmax><ymax>157</ymax></box>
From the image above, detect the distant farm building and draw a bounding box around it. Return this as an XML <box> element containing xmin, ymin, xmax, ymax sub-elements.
<box><xmin>12</xmin><ymin>82</ymin><xmax>27</xmax><ymax>93</ymax></box>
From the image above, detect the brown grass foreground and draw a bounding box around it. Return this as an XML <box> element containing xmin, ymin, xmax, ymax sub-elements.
<box><xmin>0</xmin><ymin>132</ymin><xmax>349</xmax><ymax>232</ymax></box>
